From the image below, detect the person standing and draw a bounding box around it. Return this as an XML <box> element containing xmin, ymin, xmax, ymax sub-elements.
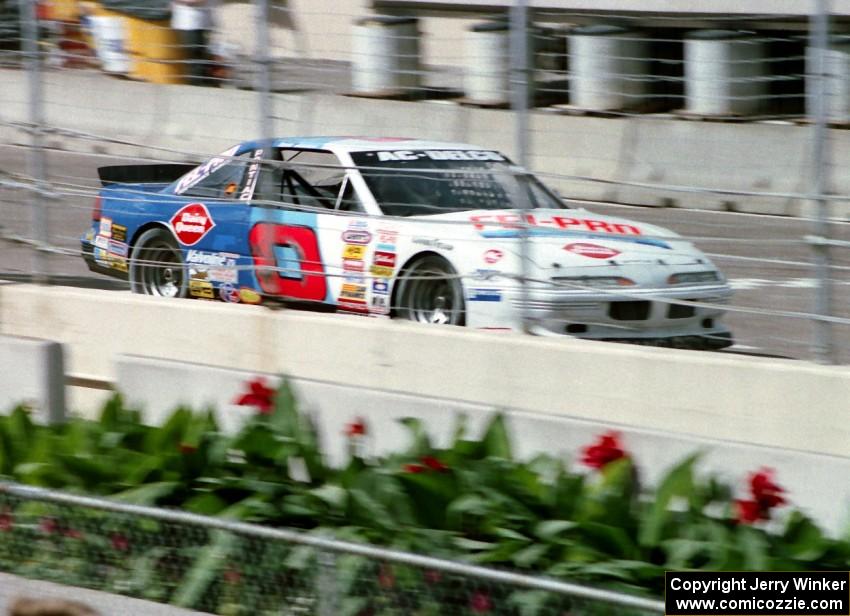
<box><xmin>171</xmin><ymin>0</ymin><xmax>216</xmax><ymax>86</ymax></box>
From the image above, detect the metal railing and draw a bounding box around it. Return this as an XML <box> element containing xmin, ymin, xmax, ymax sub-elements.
<box><xmin>0</xmin><ymin>482</ymin><xmax>663</xmax><ymax>615</ymax></box>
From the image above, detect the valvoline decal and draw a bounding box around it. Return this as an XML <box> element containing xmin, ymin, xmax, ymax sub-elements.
<box><xmin>564</xmin><ymin>243</ymin><xmax>621</xmax><ymax>259</ymax></box>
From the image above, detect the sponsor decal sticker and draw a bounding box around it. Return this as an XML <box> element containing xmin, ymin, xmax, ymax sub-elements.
<box><xmin>370</xmin><ymin>265</ymin><xmax>393</xmax><ymax>278</ymax></box>
<box><xmin>375</xmin><ymin>150</ymin><xmax>505</xmax><ymax>162</ymax></box>
<box><xmin>343</xmin><ymin>245</ymin><xmax>366</xmax><ymax>260</ymax></box>
<box><xmin>468</xmin><ymin>288</ymin><xmax>502</xmax><ymax>302</ymax></box>
<box><xmin>341</xmin><ymin>230</ymin><xmax>372</xmax><ymax>245</ymax></box>
<box><xmin>239</xmin><ymin>287</ymin><xmax>263</xmax><ymax>304</ymax></box>
<box><xmin>174</xmin><ymin>145</ymin><xmax>239</xmax><ymax>195</ymax></box>
<box><xmin>373</xmin><ymin>251</ymin><xmax>396</xmax><ymax>268</ymax></box>
<box><xmin>564</xmin><ymin>243</ymin><xmax>621</xmax><ymax>259</ymax></box>
<box><xmin>94</xmin><ymin>247</ymin><xmax>108</xmax><ymax>264</ymax></box>
<box><xmin>219</xmin><ymin>282</ymin><xmax>240</xmax><ymax>303</ymax></box>
<box><xmin>338</xmin><ymin>299</ymin><xmax>369</xmax><ymax>313</ymax></box>
<box><xmin>377</xmin><ymin>229</ymin><xmax>399</xmax><ymax>244</ymax></box>
<box><xmin>111</xmin><ymin>223</ymin><xmax>127</xmax><ymax>243</ymax></box>
<box><xmin>471</xmin><ymin>213</ymin><xmax>642</xmax><ymax>236</ymax></box>
<box><xmin>413</xmin><ymin>237</ymin><xmax>453</xmax><ymax>251</ymax></box>
<box><xmin>94</xmin><ymin>235</ymin><xmax>109</xmax><ymax>250</ymax></box>
<box><xmin>108</xmin><ymin>240</ymin><xmax>128</xmax><ymax>257</ymax></box>
<box><xmin>372</xmin><ymin>278</ymin><xmax>389</xmax><ymax>294</ymax></box>
<box><xmin>344</xmin><ymin>274</ymin><xmax>365</xmax><ymax>284</ymax></box>
<box><xmin>189</xmin><ymin>280</ymin><xmax>214</xmax><ymax>299</ymax></box>
<box><xmin>99</xmin><ymin>217</ymin><xmax>112</xmax><ymax>238</ymax></box>
<box><xmin>371</xmin><ymin>294</ymin><xmax>390</xmax><ymax>314</ymax></box>
<box><xmin>472</xmin><ymin>268</ymin><xmax>501</xmax><ymax>280</ymax></box>
<box><xmin>340</xmin><ymin>284</ymin><xmax>367</xmax><ymax>301</ymax></box>
<box><xmin>343</xmin><ymin>259</ymin><xmax>365</xmax><ymax>272</ymax></box>
<box><xmin>239</xmin><ymin>149</ymin><xmax>264</xmax><ymax>201</ymax></box>
<box><xmin>186</xmin><ymin>250</ymin><xmax>237</xmax><ymax>267</ymax></box>
<box><xmin>483</xmin><ymin>249</ymin><xmax>503</xmax><ymax>264</ymax></box>
<box><xmin>170</xmin><ymin>203</ymin><xmax>216</xmax><ymax>246</ymax></box>
<box><xmin>107</xmin><ymin>253</ymin><xmax>127</xmax><ymax>272</ymax></box>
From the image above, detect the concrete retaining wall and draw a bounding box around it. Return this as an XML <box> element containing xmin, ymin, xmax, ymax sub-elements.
<box><xmin>115</xmin><ymin>353</ymin><xmax>850</xmax><ymax>534</ymax></box>
<box><xmin>1</xmin><ymin>284</ymin><xmax>849</xmax><ymax>458</ymax></box>
<box><xmin>1</xmin><ymin>69</ymin><xmax>847</xmax><ymax>218</ymax></box>
<box><xmin>0</xmin><ymin>335</ymin><xmax>65</xmax><ymax>424</ymax></box>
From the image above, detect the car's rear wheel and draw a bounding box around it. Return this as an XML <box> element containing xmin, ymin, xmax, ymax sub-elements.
<box><xmin>129</xmin><ymin>228</ymin><xmax>188</xmax><ymax>298</ymax></box>
<box><xmin>395</xmin><ymin>255</ymin><xmax>465</xmax><ymax>326</ymax></box>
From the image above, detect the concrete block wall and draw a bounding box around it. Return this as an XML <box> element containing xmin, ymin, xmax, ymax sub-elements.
<box><xmin>1</xmin><ymin>68</ymin><xmax>846</xmax><ymax>218</ymax></box>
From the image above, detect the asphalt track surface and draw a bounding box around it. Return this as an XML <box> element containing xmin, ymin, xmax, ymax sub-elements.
<box><xmin>1</xmin><ymin>144</ymin><xmax>849</xmax><ymax>363</ymax></box>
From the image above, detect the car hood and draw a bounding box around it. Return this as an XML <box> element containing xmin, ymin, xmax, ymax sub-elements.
<box><xmin>417</xmin><ymin>206</ymin><xmax>699</xmax><ymax>251</ymax></box>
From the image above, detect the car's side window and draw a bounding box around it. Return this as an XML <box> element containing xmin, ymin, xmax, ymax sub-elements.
<box><xmin>181</xmin><ymin>151</ymin><xmax>253</xmax><ymax>200</ymax></box>
<box><xmin>255</xmin><ymin>149</ymin><xmax>349</xmax><ymax>210</ymax></box>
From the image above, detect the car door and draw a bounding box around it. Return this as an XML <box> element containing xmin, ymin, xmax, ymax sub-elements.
<box><xmin>248</xmin><ymin>148</ymin><xmax>358</xmax><ymax>308</ymax></box>
<box><xmin>170</xmin><ymin>146</ymin><xmax>259</xmax><ymax>299</ymax></box>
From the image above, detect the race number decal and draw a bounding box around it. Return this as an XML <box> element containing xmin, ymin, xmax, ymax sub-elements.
<box><xmin>248</xmin><ymin>223</ymin><xmax>327</xmax><ymax>301</ymax></box>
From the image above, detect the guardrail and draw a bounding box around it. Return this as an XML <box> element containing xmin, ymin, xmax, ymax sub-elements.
<box><xmin>0</xmin><ymin>482</ymin><xmax>664</xmax><ymax>615</ymax></box>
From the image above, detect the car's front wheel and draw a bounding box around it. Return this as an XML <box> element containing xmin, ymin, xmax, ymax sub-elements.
<box><xmin>394</xmin><ymin>255</ymin><xmax>465</xmax><ymax>326</ymax></box>
<box><xmin>129</xmin><ymin>228</ymin><xmax>188</xmax><ymax>298</ymax></box>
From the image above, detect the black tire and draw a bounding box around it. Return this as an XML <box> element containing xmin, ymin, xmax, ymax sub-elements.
<box><xmin>129</xmin><ymin>228</ymin><xmax>188</xmax><ymax>298</ymax></box>
<box><xmin>394</xmin><ymin>255</ymin><xmax>465</xmax><ymax>326</ymax></box>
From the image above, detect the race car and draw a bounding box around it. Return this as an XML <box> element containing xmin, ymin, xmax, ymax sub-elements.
<box><xmin>81</xmin><ymin>137</ymin><xmax>734</xmax><ymax>349</ymax></box>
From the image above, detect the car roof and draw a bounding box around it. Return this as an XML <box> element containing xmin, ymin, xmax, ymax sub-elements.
<box><xmin>242</xmin><ymin>136</ymin><xmax>491</xmax><ymax>153</ymax></box>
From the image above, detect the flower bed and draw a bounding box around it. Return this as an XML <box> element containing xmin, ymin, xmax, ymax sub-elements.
<box><xmin>0</xmin><ymin>378</ymin><xmax>845</xmax><ymax>614</ymax></box>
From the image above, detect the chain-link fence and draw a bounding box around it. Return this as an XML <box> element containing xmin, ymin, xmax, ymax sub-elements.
<box><xmin>0</xmin><ymin>482</ymin><xmax>663</xmax><ymax>616</ymax></box>
<box><xmin>0</xmin><ymin>0</ymin><xmax>849</xmax><ymax>363</ymax></box>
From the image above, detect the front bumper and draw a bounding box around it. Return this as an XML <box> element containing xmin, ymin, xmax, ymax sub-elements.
<box><xmin>511</xmin><ymin>282</ymin><xmax>734</xmax><ymax>348</ymax></box>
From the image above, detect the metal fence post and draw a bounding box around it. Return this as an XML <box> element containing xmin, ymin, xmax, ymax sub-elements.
<box><xmin>316</xmin><ymin>550</ymin><xmax>339</xmax><ymax>616</ymax></box>
<box><xmin>510</xmin><ymin>0</ymin><xmax>532</xmax><ymax>333</ymax></box>
<box><xmin>255</xmin><ymin>0</ymin><xmax>273</xmax><ymax>141</ymax></box>
<box><xmin>18</xmin><ymin>0</ymin><xmax>49</xmax><ymax>285</ymax></box>
<box><xmin>809</xmin><ymin>0</ymin><xmax>835</xmax><ymax>364</ymax></box>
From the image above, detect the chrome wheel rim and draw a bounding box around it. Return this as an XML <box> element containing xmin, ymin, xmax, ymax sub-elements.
<box><xmin>141</xmin><ymin>241</ymin><xmax>183</xmax><ymax>297</ymax></box>
<box><xmin>403</xmin><ymin>262</ymin><xmax>462</xmax><ymax>325</ymax></box>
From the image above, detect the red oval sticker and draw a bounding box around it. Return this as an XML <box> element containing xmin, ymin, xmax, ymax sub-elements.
<box><xmin>564</xmin><ymin>243</ymin><xmax>620</xmax><ymax>259</ymax></box>
<box><xmin>483</xmin><ymin>249</ymin><xmax>503</xmax><ymax>264</ymax></box>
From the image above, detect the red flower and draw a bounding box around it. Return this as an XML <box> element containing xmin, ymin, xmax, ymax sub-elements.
<box><xmin>421</xmin><ymin>456</ymin><xmax>449</xmax><ymax>473</ymax></box>
<box><xmin>735</xmin><ymin>468</ymin><xmax>787</xmax><ymax>524</ymax></box>
<box><xmin>750</xmin><ymin>469</ymin><xmax>786</xmax><ymax>509</ymax></box>
<box><xmin>735</xmin><ymin>499</ymin><xmax>764</xmax><ymax>524</ymax></box>
<box><xmin>63</xmin><ymin>528</ymin><xmax>83</xmax><ymax>540</ymax></box>
<box><xmin>378</xmin><ymin>564</ymin><xmax>395</xmax><ymax>589</ymax></box>
<box><xmin>424</xmin><ymin>570</ymin><xmax>442</xmax><ymax>585</ymax></box>
<box><xmin>234</xmin><ymin>377</ymin><xmax>276</xmax><ymax>415</ymax></box>
<box><xmin>111</xmin><ymin>533</ymin><xmax>129</xmax><ymax>552</ymax></box>
<box><xmin>345</xmin><ymin>417</ymin><xmax>367</xmax><ymax>438</ymax></box>
<box><xmin>581</xmin><ymin>431</ymin><xmax>627</xmax><ymax>469</ymax></box>
<box><xmin>470</xmin><ymin>591</ymin><xmax>492</xmax><ymax>614</ymax></box>
<box><xmin>224</xmin><ymin>568</ymin><xmax>241</xmax><ymax>584</ymax></box>
<box><xmin>178</xmin><ymin>443</ymin><xmax>197</xmax><ymax>455</ymax></box>
<box><xmin>40</xmin><ymin>518</ymin><xmax>57</xmax><ymax>535</ymax></box>
<box><xmin>0</xmin><ymin>510</ymin><xmax>12</xmax><ymax>532</ymax></box>
<box><xmin>403</xmin><ymin>463</ymin><xmax>426</xmax><ymax>474</ymax></box>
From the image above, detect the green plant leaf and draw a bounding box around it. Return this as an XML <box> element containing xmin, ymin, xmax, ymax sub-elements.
<box><xmin>639</xmin><ymin>453</ymin><xmax>698</xmax><ymax>548</ymax></box>
<box><xmin>481</xmin><ymin>413</ymin><xmax>512</xmax><ymax>460</ymax></box>
<box><xmin>110</xmin><ymin>481</ymin><xmax>180</xmax><ymax>505</ymax></box>
<box><xmin>171</xmin><ymin>529</ymin><xmax>237</xmax><ymax>608</ymax></box>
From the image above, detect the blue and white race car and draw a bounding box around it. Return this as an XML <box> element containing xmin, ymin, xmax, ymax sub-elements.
<box><xmin>81</xmin><ymin>137</ymin><xmax>733</xmax><ymax>349</ymax></box>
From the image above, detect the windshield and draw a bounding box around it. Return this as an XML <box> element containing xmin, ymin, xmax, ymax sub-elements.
<box><xmin>351</xmin><ymin>150</ymin><xmax>566</xmax><ymax>216</ymax></box>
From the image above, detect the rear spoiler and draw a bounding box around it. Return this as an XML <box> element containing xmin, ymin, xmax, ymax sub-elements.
<box><xmin>97</xmin><ymin>163</ymin><xmax>197</xmax><ymax>187</ymax></box>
